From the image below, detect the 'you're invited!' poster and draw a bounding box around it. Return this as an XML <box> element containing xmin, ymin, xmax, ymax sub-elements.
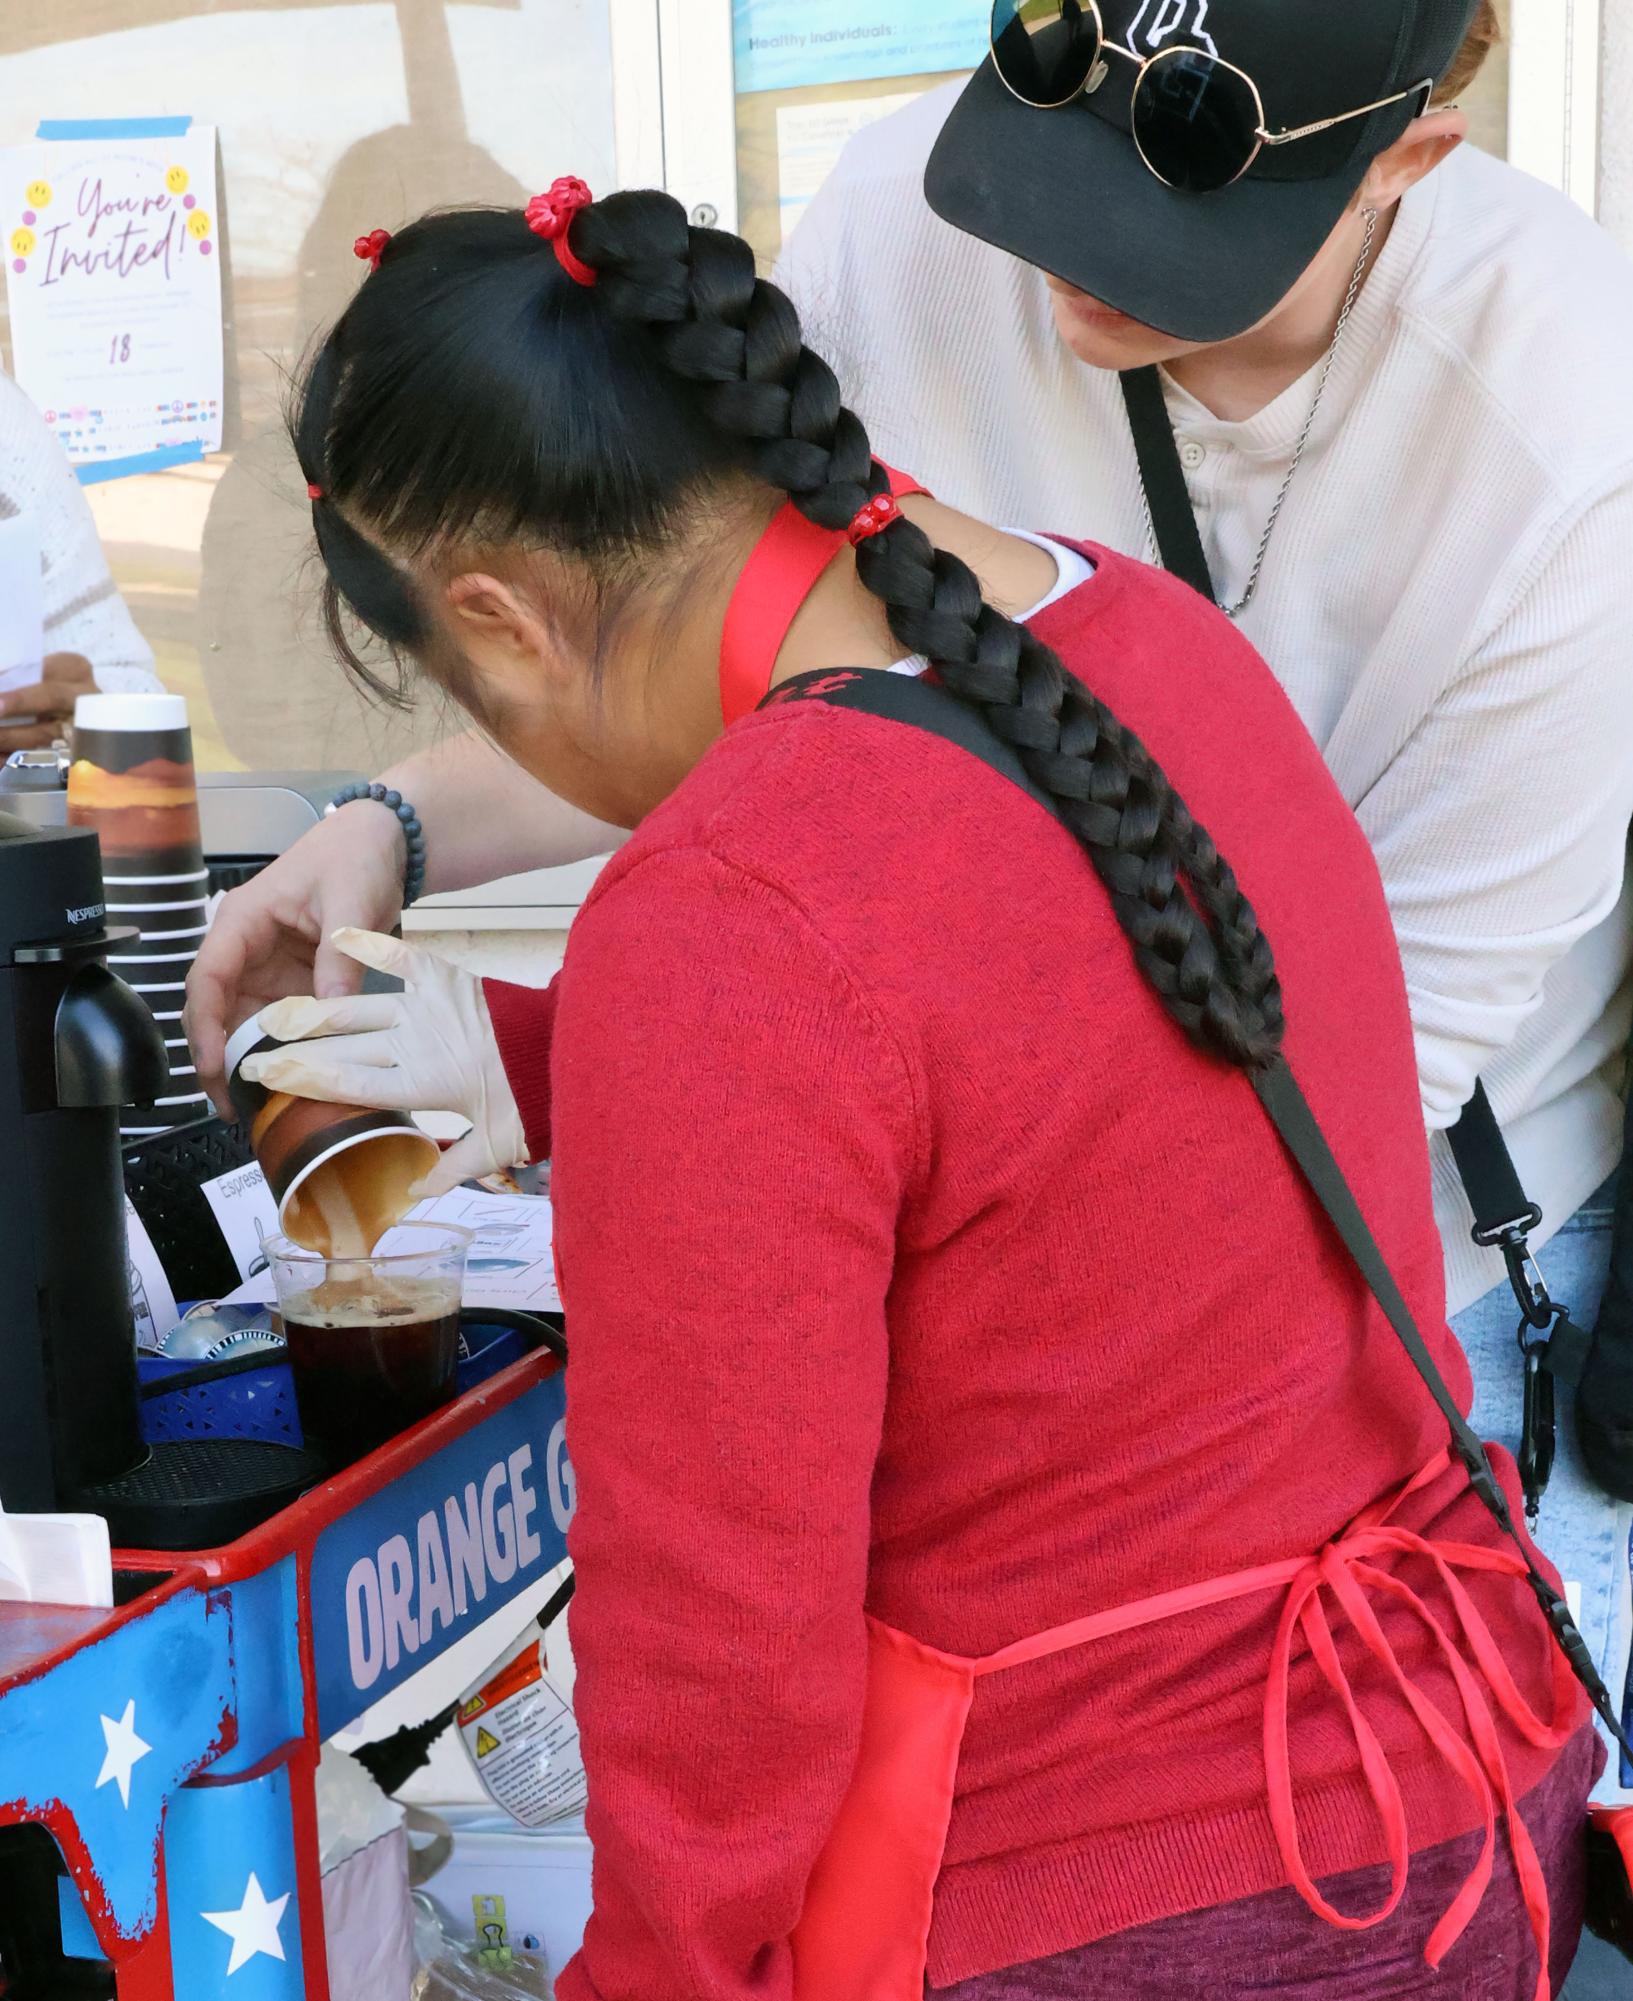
<box><xmin>1</xmin><ymin>120</ymin><xmax>223</xmax><ymax>480</ymax></box>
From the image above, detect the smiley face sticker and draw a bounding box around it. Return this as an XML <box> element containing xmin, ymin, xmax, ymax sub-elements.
<box><xmin>25</xmin><ymin>180</ymin><xmax>51</xmax><ymax>209</ymax></box>
<box><xmin>10</xmin><ymin>227</ymin><xmax>36</xmax><ymax>259</ymax></box>
<box><xmin>186</xmin><ymin>208</ymin><xmax>211</xmax><ymax>241</ymax></box>
<box><xmin>165</xmin><ymin>165</ymin><xmax>189</xmax><ymax>196</ymax></box>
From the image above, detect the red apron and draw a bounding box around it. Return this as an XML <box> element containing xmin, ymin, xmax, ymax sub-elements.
<box><xmin>790</xmin><ymin>1451</ymin><xmax>1581</xmax><ymax>2001</ymax></box>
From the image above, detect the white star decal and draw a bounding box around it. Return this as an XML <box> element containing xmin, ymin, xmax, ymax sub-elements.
<box><xmin>201</xmin><ymin>1872</ymin><xmax>290</xmax><ymax>1976</ymax></box>
<box><xmin>95</xmin><ymin>1699</ymin><xmax>151</xmax><ymax>1808</ymax></box>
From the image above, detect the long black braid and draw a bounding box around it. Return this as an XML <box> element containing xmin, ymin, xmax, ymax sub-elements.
<box><xmin>578</xmin><ymin>193</ymin><xmax>1281</xmax><ymax>1069</ymax></box>
<box><xmin>295</xmin><ymin>191</ymin><xmax>1282</xmax><ymax>1071</ymax></box>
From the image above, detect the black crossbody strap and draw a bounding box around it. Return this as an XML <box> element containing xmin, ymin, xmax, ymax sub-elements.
<box><xmin>768</xmin><ymin>665</ymin><xmax>1060</xmax><ymax>817</ymax></box>
<box><xmin>1251</xmin><ymin>1058</ymin><xmax>1621</xmax><ymax>1743</ymax></box>
<box><xmin>1446</xmin><ymin>1080</ymin><xmax>1543</xmax><ymax>1242</ymax></box>
<box><xmin>1118</xmin><ymin>367</ymin><xmax>1542</xmax><ymax>1266</ymax></box>
<box><xmin>768</xmin><ymin>665</ymin><xmax>1629</xmax><ymax>1749</ymax></box>
<box><xmin>1118</xmin><ymin>366</ymin><xmax>1215</xmax><ymax>600</ymax></box>
<box><xmin>1253</xmin><ymin>1058</ymin><xmax>1490</xmax><ymax>1469</ymax></box>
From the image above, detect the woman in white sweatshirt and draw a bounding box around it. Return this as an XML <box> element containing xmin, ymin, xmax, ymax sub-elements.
<box><xmin>0</xmin><ymin>368</ymin><xmax>159</xmax><ymax>754</ymax></box>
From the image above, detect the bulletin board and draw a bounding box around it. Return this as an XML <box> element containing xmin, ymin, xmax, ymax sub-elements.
<box><xmin>0</xmin><ymin>1</ymin><xmax>618</xmax><ymax>774</ymax></box>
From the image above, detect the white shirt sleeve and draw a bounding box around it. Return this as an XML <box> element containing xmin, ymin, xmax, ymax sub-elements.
<box><xmin>1</xmin><ymin>372</ymin><xmax>159</xmax><ymax>693</ymax></box>
<box><xmin>774</xmin><ymin>157</ymin><xmax>875</xmax><ymax>391</ymax></box>
<box><xmin>1355</xmin><ymin>477</ymin><xmax>1633</xmax><ymax>1131</ymax></box>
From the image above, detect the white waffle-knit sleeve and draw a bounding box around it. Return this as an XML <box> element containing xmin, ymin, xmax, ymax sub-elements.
<box><xmin>1355</xmin><ymin>474</ymin><xmax>1633</xmax><ymax>1132</ymax></box>
<box><xmin>1</xmin><ymin>371</ymin><xmax>159</xmax><ymax>692</ymax></box>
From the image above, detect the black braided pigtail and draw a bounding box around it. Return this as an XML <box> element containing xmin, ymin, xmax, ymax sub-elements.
<box><xmin>573</xmin><ymin>192</ymin><xmax>1283</xmax><ymax>1070</ymax></box>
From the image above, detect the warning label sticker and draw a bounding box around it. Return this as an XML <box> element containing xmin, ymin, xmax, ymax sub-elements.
<box><xmin>457</xmin><ymin>1625</ymin><xmax>587</xmax><ymax>1827</ymax></box>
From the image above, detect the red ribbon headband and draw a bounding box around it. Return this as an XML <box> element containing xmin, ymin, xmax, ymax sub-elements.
<box><xmin>526</xmin><ymin>177</ymin><xmax>596</xmax><ymax>288</ymax></box>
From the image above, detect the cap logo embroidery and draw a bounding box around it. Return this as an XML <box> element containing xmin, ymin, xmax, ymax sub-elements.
<box><xmin>1130</xmin><ymin>0</ymin><xmax>1217</xmax><ymax>55</ymax></box>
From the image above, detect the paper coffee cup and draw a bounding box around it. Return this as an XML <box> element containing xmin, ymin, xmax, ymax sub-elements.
<box><xmin>69</xmin><ymin>692</ymin><xmax>210</xmax><ymax>1133</ymax></box>
<box><xmin>225</xmin><ymin>1016</ymin><xmax>439</xmax><ymax>1257</ymax></box>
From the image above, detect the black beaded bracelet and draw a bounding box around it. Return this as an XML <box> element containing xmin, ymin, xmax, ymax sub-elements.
<box><xmin>327</xmin><ymin>781</ymin><xmax>428</xmax><ymax>906</ymax></box>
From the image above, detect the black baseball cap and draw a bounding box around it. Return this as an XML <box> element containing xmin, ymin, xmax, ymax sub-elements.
<box><xmin>925</xmin><ymin>0</ymin><xmax>1478</xmax><ymax>342</ymax></box>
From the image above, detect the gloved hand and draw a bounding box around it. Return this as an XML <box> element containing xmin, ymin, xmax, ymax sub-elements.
<box><xmin>239</xmin><ymin>928</ymin><xmax>528</xmax><ymax>1199</ymax></box>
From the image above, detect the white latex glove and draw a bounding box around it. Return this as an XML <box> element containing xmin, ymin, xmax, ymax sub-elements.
<box><xmin>240</xmin><ymin>928</ymin><xmax>529</xmax><ymax>1199</ymax></box>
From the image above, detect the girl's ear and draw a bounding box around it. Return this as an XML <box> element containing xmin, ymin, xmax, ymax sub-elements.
<box><xmin>443</xmin><ymin>570</ymin><xmax>575</xmax><ymax>723</ymax></box>
<box><xmin>447</xmin><ymin>573</ymin><xmax>554</xmax><ymax>664</ymax></box>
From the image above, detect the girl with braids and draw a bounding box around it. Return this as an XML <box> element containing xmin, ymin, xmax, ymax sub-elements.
<box><xmin>223</xmin><ymin>183</ymin><xmax>1603</xmax><ymax>2001</ymax></box>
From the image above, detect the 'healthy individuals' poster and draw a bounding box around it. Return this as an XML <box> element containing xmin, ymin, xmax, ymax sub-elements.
<box><xmin>734</xmin><ymin>0</ymin><xmax>986</xmax><ymax>94</ymax></box>
<box><xmin>1</xmin><ymin>122</ymin><xmax>224</xmax><ymax>479</ymax></box>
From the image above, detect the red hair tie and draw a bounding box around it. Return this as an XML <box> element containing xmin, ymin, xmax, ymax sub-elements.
<box><xmin>352</xmin><ymin>228</ymin><xmax>392</xmax><ymax>273</ymax></box>
<box><xmin>306</xmin><ymin>482</ymin><xmax>325</xmax><ymax>501</ymax></box>
<box><xmin>847</xmin><ymin>492</ymin><xmax>902</xmax><ymax>545</ymax></box>
<box><xmin>526</xmin><ymin>177</ymin><xmax>596</xmax><ymax>288</ymax></box>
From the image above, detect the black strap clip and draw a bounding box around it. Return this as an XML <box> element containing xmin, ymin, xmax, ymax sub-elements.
<box><xmin>1475</xmin><ymin>1208</ymin><xmax>1555</xmax><ymax>1331</ymax></box>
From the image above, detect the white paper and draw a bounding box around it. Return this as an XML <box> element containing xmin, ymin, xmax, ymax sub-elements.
<box><xmin>0</xmin><ymin>1503</ymin><xmax>113</xmax><ymax>1609</ymax></box>
<box><xmin>220</xmin><ymin>1187</ymin><xmax>559</xmax><ymax>1314</ymax></box>
<box><xmin>417</xmin><ymin>1188</ymin><xmax>561</xmax><ymax>1313</ymax></box>
<box><xmin>1</xmin><ymin>125</ymin><xmax>224</xmax><ymax>470</ymax></box>
<box><xmin>200</xmin><ymin>1159</ymin><xmax>280</xmax><ymax>1283</ymax></box>
<box><xmin>775</xmin><ymin>94</ymin><xmax>920</xmax><ymax>244</ymax></box>
<box><xmin>124</xmin><ymin>1195</ymin><xmax>180</xmax><ymax>1351</ymax></box>
<box><xmin>0</xmin><ymin>514</ymin><xmax>44</xmax><ymax>696</ymax></box>
<box><xmin>316</xmin><ymin>1742</ymin><xmax>405</xmax><ymax>1875</ymax></box>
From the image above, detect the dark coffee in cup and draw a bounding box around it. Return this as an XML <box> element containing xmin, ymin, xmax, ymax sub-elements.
<box><xmin>280</xmin><ymin>1274</ymin><xmax>459</xmax><ymax>1460</ymax></box>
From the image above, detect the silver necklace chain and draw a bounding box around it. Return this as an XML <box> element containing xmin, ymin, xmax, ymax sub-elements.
<box><xmin>1140</xmin><ymin>205</ymin><xmax>1379</xmax><ymax>621</ymax></box>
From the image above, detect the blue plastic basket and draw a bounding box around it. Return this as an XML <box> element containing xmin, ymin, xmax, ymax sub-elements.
<box><xmin>137</xmin><ymin>1314</ymin><xmax>550</xmax><ymax>1449</ymax></box>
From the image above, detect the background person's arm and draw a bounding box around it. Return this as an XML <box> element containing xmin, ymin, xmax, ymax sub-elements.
<box><xmin>1356</xmin><ymin>477</ymin><xmax>1633</xmax><ymax>1130</ymax></box>
<box><xmin>185</xmin><ymin>729</ymin><xmax>621</xmax><ymax>1109</ymax></box>
<box><xmin>375</xmin><ymin>728</ymin><xmax>622</xmax><ymax>897</ymax></box>
<box><xmin>0</xmin><ymin>373</ymin><xmax>159</xmax><ymax>745</ymax></box>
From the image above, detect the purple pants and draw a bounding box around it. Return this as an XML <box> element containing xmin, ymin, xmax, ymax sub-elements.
<box><xmin>931</xmin><ymin>1727</ymin><xmax>1597</xmax><ymax>2000</ymax></box>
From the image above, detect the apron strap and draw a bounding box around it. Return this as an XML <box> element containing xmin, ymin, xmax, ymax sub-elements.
<box><xmin>718</xmin><ymin>464</ymin><xmax>930</xmax><ymax>727</ymax></box>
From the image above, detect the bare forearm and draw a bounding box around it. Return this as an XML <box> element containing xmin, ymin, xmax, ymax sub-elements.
<box><xmin>377</xmin><ymin>732</ymin><xmax>623</xmax><ymax>895</ymax></box>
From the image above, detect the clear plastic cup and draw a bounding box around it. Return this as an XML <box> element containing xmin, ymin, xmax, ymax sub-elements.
<box><xmin>266</xmin><ymin>1221</ymin><xmax>471</xmax><ymax>1463</ymax></box>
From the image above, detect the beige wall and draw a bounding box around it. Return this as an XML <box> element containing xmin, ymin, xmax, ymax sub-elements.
<box><xmin>0</xmin><ymin>1</ymin><xmax>616</xmax><ymax>775</ymax></box>
<box><xmin>0</xmin><ymin>2</ymin><xmax>1611</xmax><ymax>791</ymax></box>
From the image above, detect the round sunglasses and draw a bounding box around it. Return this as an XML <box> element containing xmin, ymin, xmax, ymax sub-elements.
<box><xmin>989</xmin><ymin>0</ymin><xmax>1433</xmax><ymax>194</ymax></box>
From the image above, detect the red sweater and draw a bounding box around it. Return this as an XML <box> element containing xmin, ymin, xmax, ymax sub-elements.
<box><xmin>484</xmin><ymin>546</ymin><xmax>1577</xmax><ymax>1999</ymax></box>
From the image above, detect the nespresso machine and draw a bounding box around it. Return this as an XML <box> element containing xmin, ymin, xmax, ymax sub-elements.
<box><xmin>0</xmin><ymin>810</ymin><xmax>168</xmax><ymax>1512</ymax></box>
<box><xmin>1</xmin><ymin>762</ymin><xmax>364</xmax><ymax>1546</ymax></box>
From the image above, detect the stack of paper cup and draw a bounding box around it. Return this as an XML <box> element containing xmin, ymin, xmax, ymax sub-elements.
<box><xmin>67</xmin><ymin>692</ymin><xmax>211</xmax><ymax>1136</ymax></box>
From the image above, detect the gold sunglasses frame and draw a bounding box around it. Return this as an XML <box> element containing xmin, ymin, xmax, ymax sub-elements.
<box><xmin>989</xmin><ymin>0</ymin><xmax>1434</xmax><ymax>191</ymax></box>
